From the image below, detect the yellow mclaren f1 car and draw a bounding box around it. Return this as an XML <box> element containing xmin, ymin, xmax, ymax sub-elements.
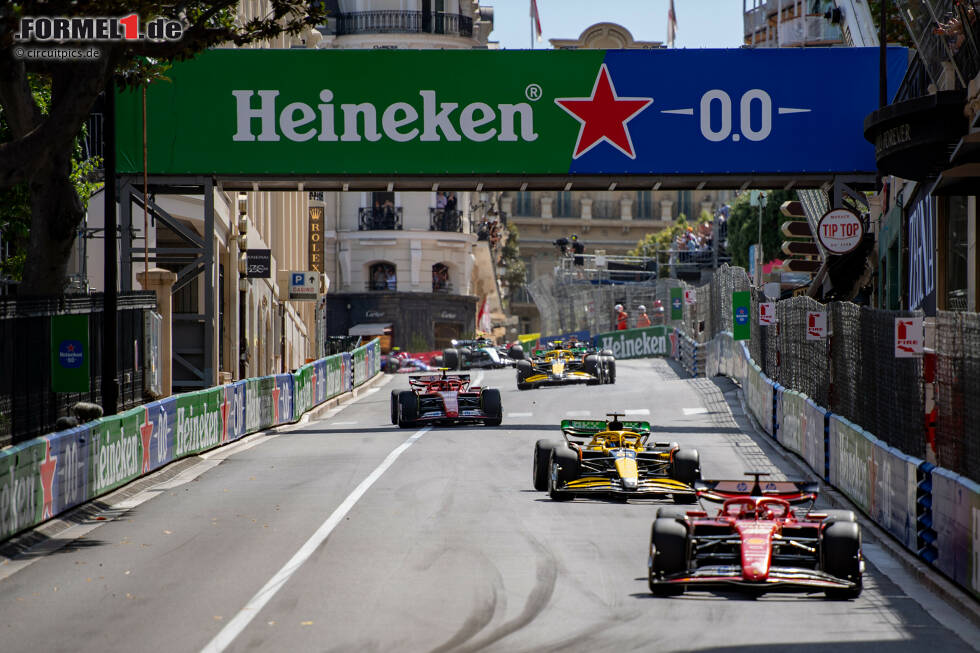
<box><xmin>532</xmin><ymin>413</ymin><xmax>700</xmax><ymax>503</ymax></box>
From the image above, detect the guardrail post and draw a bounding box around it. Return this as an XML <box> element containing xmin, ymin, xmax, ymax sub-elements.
<box><xmin>823</xmin><ymin>411</ymin><xmax>831</xmax><ymax>482</ymax></box>
<box><xmin>915</xmin><ymin>461</ymin><xmax>939</xmax><ymax>563</ymax></box>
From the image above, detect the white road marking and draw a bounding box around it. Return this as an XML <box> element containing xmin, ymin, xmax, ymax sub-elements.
<box><xmin>566</xmin><ymin>410</ymin><xmax>591</xmax><ymax>417</ymax></box>
<box><xmin>200</xmin><ymin>426</ymin><xmax>432</xmax><ymax>653</ymax></box>
<box><xmin>330</xmin><ymin>421</ymin><xmax>357</xmax><ymax>426</ymax></box>
<box><xmin>362</xmin><ymin>387</ymin><xmax>381</xmax><ymax>395</ymax></box>
<box><xmin>507</xmin><ymin>412</ymin><xmax>533</xmax><ymax>418</ymax></box>
<box><xmin>683</xmin><ymin>407</ymin><xmax>707</xmax><ymax>416</ymax></box>
<box><xmin>624</xmin><ymin>409</ymin><xmax>650</xmax><ymax>416</ymax></box>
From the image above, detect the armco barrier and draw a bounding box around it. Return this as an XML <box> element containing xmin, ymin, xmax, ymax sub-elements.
<box><xmin>931</xmin><ymin>468</ymin><xmax>980</xmax><ymax>599</ymax></box>
<box><xmin>0</xmin><ymin>339</ymin><xmax>381</xmax><ymax>543</ymax></box>
<box><xmin>802</xmin><ymin>398</ymin><xmax>829</xmax><ymax>481</ymax></box>
<box><xmin>828</xmin><ymin>415</ymin><xmax>873</xmax><ymax>514</ymax></box>
<box><xmin>707</xmin><ymin>328</ymin><xmax>977</xmax><ymax>599</ymax></box>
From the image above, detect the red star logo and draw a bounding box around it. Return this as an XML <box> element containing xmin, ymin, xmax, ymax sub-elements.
<box><xmin>39</xmin><ymin>441</ymin><xmax>58</xmax><ymax>519</ymax></box>
<box><xmin>554</xmin><ymin>63</ymin><xmax>653</xmax><ymax>160</ymax></box>
<box><xmin>272</xmin><ymin>386</ymin><xmax>281</xmax><ymax>423</ymax></box>
<box><xmin>140</xmin><ymin>407</ymin><xmax>155</xmax><ymax>473</ymax></box>
<box><xmin>221</xmin><ymin>390</ymin><xmax>230</xmax><ymax>443</ymax></box>
<box><xmin>310</xmin><ymin>371</ymin><xmax>317</xmax><ymax>402</ymax></box>
<box><xmin>67</xmin><ymin>344</ymin><xmax>74</xmax><ymax>352</ymax></box>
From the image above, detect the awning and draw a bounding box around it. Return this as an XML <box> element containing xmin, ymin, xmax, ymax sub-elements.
<box><xmin>348</xmin><ymin>322</ymin><xmax>392</xmax><ymax>336</ymax></box>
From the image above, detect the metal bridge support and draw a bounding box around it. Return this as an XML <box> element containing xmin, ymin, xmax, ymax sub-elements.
<box><xmin>119</xmin><ymin>176</ymin><xmax>217</xmax><ymax>390</ymax></box>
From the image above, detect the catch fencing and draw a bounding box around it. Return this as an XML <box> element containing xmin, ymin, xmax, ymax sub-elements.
<box><xmin>934</xmin><ymin>311</ymin><xmax>980</xmax><ymax>481</ymax></box>
<box><xmin>0</xmin><ymin>339</ymin><xmax>381</xmax><ymax>543</ymax></box>
<box><xmin>0</xmin><ymin>293</ymin><xmax>157</xmax><ymax>448</ymax></box>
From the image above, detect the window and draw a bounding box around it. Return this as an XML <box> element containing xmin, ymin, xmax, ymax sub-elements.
<box><xmin>944</xmin><ymin>196</ymin><xmax>969</xmax><ymax>311</ymax></box>
<box><xmin>432</xmin><ymin>263</ymin><xmax>450</xmax><ymax>292</ymax></box>
<box><xmin>369</xmin><ymin>262</ymin><xmax>396</xmax><ymax>291</ymax></box>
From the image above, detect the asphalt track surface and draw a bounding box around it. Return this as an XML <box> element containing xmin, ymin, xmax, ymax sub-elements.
<box><xmin>1</xmin><ymin>359</ymin><xmax>977</xmax><ymax>653</ymax></box>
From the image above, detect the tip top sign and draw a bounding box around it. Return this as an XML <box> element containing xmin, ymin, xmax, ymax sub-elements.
<box><xmin>817</xmin><ymin>208</ymin><xmax>864</xmax><ymax>255</ymax></box>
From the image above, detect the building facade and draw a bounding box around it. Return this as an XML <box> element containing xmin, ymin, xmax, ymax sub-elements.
<box><xmin>313</xmin><ymin>0</ymin><xmax>502</xmax><ymax>350</ymax></box>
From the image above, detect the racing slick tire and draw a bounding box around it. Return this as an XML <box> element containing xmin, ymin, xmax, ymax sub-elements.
<box><xmin>582</xmin><ymin>355</ymin><xmax>603</xmax><ymax>385</ymax></box>
<box><xmin>821</xmin><ymin>509</ymin><xmax>857</xmax><ymax>524</ymax></box>
<box><xmin>390</xmin><ymin>389</ymin><xmax>400</xmax><ymax>425</ymax></box>
<box><xmin>481</xmin><ymin>388</ymin><xmax>503</xmax><ymax>426</ymax></box>
<box><xmin>649</xmin><ymin>517</ymin><xmax>688</xmax><ymax>596</ymax></box>
<box><xmin>509</xmin><ymin>344</ymin><xmax>525</xmax><ymax>360</ymax></box>
<box><xmin>533</xmin><ymin>439</ymin><xmax>561</xmax><ymax>491</ymax></box>
<box><xmin>397</xmin><ymin>391</ymin><xmax>420</xmax><ymax>429</ymax></box>
<box><xmin>671</xmin><ymin>449</ymin><xmax>701</xmax><ymax>504</ymax></box>
<box><xmin>822</xmin><ymin>521</ymin><xmax>863</xmax><ymax>599</ymax></box>
<box><xmin>656</xmin><ymin>506</ymin><xmax>691</xmax><ymax>520</ymax></box>
<box><xmin>600</xmin><ymin>351</ymin><xmax>616</xmax><ymax>383</ymax></box>
<box><xmin>548</xmin><ymin>447</ymin><xmax>580</xmax><ymax>502</ymax></box>
<box><xmin>516</xmin><ymin>360</ymin><xmax>534</xmax><ymax>390</ymax></box>
<box><xmin>458</xmin><ymin>347</ymin><xmax>472</xmax><ymax>369</ymax></box>
<box><xmin>442</xmin><ymin>348</ymin><xmax>459</xmax><ymax>370</ymax></box>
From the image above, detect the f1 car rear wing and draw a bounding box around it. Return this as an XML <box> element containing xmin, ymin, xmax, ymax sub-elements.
<box><xmin>408</xmin><ymin>372</ymin><xmax>471</xmax><ymax>389</ymax></box>
<box><xmin>694</xmin><ymin>473</ymin><xmax>819</xmax><ymax>504</ymax></box>
<box><xmin>560</xmin><ymin>419</ymin><xmax>652</xmax><ymax>437</ymax></box>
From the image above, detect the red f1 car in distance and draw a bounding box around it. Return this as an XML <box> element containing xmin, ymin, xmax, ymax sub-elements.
<box><xmin>390</xmin><ymin>371</ymin><xmax>502</xmax><ymax>428</ymax></box>
<box><xmin>648</xmin><ymin>473</ymin><xmax>864</xmax><ymax>599</ymax></box>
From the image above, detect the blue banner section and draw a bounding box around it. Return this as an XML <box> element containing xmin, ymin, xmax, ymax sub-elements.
<box><xmin>566</xmin><ymin>48</ymin><xmax>907</xmax><ymax>175</ymax></box>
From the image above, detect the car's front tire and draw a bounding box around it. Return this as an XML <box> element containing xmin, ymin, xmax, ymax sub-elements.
<box><xmin>533</xmin><ymin>439</ymin><xmax>560</xmax><ymax>490</ymax></box>
<box><xmin>548</xmin><ymin>447</ymin><xmax>579</xmax><ymax>501</ymax></box>
<box><xmin>481</xmin><ymin>388</ymin><xmax>502</xmax><ymax>426</ymax></box>
<box><xmin>397</xmin><ymin>391</ymin><xmax>419</xmax><ymax>429</ymax></box>
<box><xmin>649</xmin><ymin>517</ymin><xmax>688</xmax><ymax>596</ymax></box>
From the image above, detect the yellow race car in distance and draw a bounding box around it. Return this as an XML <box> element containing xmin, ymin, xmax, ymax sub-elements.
<box><xmin>532</xmin><ymin>413</ymin><xmax>700</xmax><ymax>503</ymax></box>
<box><xmin>516</xmin><ymin>344</ymin><xmax>615</xmax><ymax>390</ymax></box>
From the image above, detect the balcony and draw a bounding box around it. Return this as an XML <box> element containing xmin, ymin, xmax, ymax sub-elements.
<box><xmin>429</xmin><ymin>208</ymin><xmax>462</xmax><ymax>232</ymax></box>
<box><xmin>358</xmin><ymin>207</ymin><xmax>403</xmax><ymax>231</ymax></box>
<box><xmin>336</xmin><ymin>11</ymin><xmax>473</xmax><ymax>37</ymax></box>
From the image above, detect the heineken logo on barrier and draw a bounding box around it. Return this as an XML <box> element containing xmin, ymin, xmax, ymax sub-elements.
<box><xmin>597</xmin><ymin>326</ymin><xmax>671</xmax><ymax>360</ymax></box>
<box><xmin>232</xmin><ymin>89</ymin><xmax>539</xmax><ymax>144</ymax></box>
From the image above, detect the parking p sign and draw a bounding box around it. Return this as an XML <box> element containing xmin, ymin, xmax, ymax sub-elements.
<box><xmin>288</xmin><ymin>271</ymin><xmax>318</xmax><ymax>301</ymax></box>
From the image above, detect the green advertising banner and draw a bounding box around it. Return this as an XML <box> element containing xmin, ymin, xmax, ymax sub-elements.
<box><xmin>51</xmin><ymin>314</ymin><xmax>90</xmax><ymax>393</ymax></box>
<box><xmin>732</xmin><ymin>291</ymin><xmax>752</xmax><ymax>341</ymax></box>
<box><xmin>669</xmin><ymin>287</ymin><xmax>684</xmax><ymax>321</ymax></box>
<box><xmin>594</xmin><ymin>326</ymin><xmax>671</xmax><ymax>360</ymax></box>
<box><xmin>174</xmin><ymin>388</ymin><xmax>223</xmax><ymax>458</ymax></box>
<box><xmin>90</xmin><ymin>408</ymin><xmax>143</xmax><ymax>495</ymax></box>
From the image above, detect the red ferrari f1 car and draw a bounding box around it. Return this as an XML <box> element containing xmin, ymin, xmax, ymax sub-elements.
<box><xmin>390</xmin><ymin>371</ymin><xmax>502</xmax><ymax>428</ymax></box>
<box><xmin>648</xmin><ymin>473</ymin><xmax>863</xmax><ymax>599</ymax></box>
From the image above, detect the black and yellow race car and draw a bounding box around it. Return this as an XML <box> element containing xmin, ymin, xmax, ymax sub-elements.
<box><xmin>532</xmin><ymin>413</ymin><xmax>700</xmax><ymax>503</ymax></box>
<box><xmin>515</xmin><ymin>342</ymin><xmax>615</xmax><ymax>390</ymax></box>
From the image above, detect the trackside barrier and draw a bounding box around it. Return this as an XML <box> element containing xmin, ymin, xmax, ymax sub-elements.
<box><xmin>702</xmin><ymin>327</ymin><xmax>979</xmax><ymax>599</ymax></box>
<box><xmin>671</xmin><ymin>328</ymin><xmax>704</xmax><ymax>376</ymax></box>
<box><xmin>930</xmin><ymin>468</ymin><xmax>980</xmax><ymax>599</ymax></box>
<box><xmin>0</xmin><ymin>339</ymin><xmax>381</xmax><ymax>542</ymax></box>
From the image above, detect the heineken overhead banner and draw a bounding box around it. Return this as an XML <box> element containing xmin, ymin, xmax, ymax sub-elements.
<box><xmin>594</xmin><ymin>325</ymin><xmax>671</xmax><ymax>360</ymax></box>
<box><xmin>116</xmin><ymin>48</ymin><xmax>907</xmax><ymax>177</ymax></box>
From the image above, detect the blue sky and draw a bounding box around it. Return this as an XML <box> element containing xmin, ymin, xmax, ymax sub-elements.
<box><xmin>490</xmin><ymin>0</ymin><xmax>745</xmax><ymax>50</ymax></box>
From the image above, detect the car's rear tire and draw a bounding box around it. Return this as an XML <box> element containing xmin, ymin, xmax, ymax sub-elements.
<box><xmin>442</xmin><ymin>348</ymin><xmax>459</xmax><ymax>370</ymax></box>
<box><xmin>582</xmin><ymin>355</ymin><xmax>602</xmax><ymax>385</ymax></box>
<box><xmin>603</xmin><ymin>355</ymin><xmax>616</xmax><ymax>384</ymax></box>
<box><xmin>397</xmin><ymin>390</ymin><xmax>419</xmax><ymax>429</ymax></box>
<box><xmin>509</xmin><ymin>344</ymin><xmax>525</xmax><ymax>360</ymax></box>
<box><xmin>821</xmin><ymin>509</ymin><xmax>857</xmax><ymax>524</ymax></box>
<box><xmin>458</xmin><ymin>347</ymin><xmax>472</xmax><ymax>369</ymax></box>
<box><xmin>649</xmin><ymin>518</ymin><xmax>688</xmax><ymax>595</ymax></box>
<box><xmin>656</xmin><ymin>506</ymin><xmax>691</xmax><ymax>520</ymax></box>
<box><xmin>390</xmin><ymin>389</ymin><xmax>400</xmax><ymax>425</ymax></box>
<box><xmin>481</xmin><ymin>388</ymin><xmax>502</xmax><ymax>426</ymax></box>
<box><xmin>672</xmin><ymin>448</ymin><xmax>701</xmax><ymax>484</ymax></box>
<box><xmin>548</xmin><ymin>447</ymin><xmax>579</xmax><ymax>501</ymax></box>
<box><xmin>533</xmin><ymin>439</ymin><xmax>560</xmax><ymax>490</ymax></box>
<box><xmin>822</xmin><ymin>521</ymin><xmax>863</xmax><ymax>599</ymax></box>
<box><xmin>516</xmin><ymin>360</ymin><xmax>533</xmax><ymax>390</ymax></box>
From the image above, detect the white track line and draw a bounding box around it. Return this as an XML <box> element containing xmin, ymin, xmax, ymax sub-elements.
<box><xmin>507</xmin><ymin>412</ymin><xmax>533</xmax><ymax>418</ymax></box>
<box><xmin>200</xmin><ymin>426</ymin><xmax>432</xmax><ymax>653</ymax></box>
<box><xmin>624</xmin><ymin>408</ymin><xmax>650</xmax><ymax>416</ymax></box>
<box><xmin>683</xmin><ymin>407</ymin><xmax>707</xmax><ymax>416</ymax></box>
<box><xmin>566</xmin><ymin>410</ymin><xmax>591</xmax><ymax>417</ymax></box>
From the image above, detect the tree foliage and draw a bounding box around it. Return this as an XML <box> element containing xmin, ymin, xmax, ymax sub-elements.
<box><xmin>725</xmin><ymin>190</ymin><xmax>795</xmax><ymax>269</ymax></box>
<box><xmin>0</xmin><ymin>1</ymin><xmax>329</xmax><ymax>294</ymax></box>
<box><xmin>628</xmin><ymin>214</ymin><xmax>693</xmax><ymax>257</ymax></box>
<box><xmin>498</xmin><ymin>222</ymin><xmax>526</xmax><ymax>293</ymax></box>
<box><xmin>868</xmin><ymin>1</ymin><xmax>915</xmax><ymax>47</ymax></box>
